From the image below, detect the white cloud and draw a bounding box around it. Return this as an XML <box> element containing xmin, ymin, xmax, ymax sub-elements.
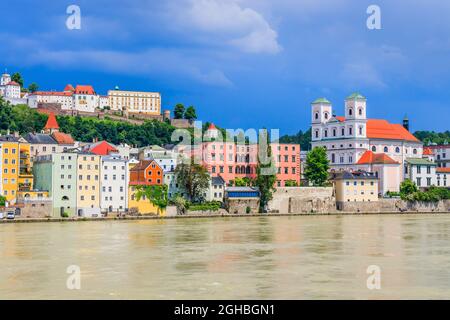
<box><xmin>174</xmin><ymin>0</ymin><xmax>281</xmax><ymax>54</ymax></box>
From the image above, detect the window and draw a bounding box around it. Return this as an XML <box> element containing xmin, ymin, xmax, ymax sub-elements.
<box><xmin>333</xmin><ymin>129</ymin><xmax>337</xmax><ymax>137</ymax></box>
<box><xmin>315</xmin><ymin>112</ymin><xmax>319</xmax><ymax>120</ymax></box>
<box><xmin>427</xmin><ymin>177</ymin><xmax>431</xmax><ymax>186</ymax></box>
<box><xmin>324</xmin><ymin>112</ymin><xmax>329</xmax><ymax>119</ymax></box>
<box><xmin>416</xmin><ymin>177</ymin><xmax>421</xmax><ymax>186</ymax></box>
<box><xmin>395</xmin><ymin>147</ymin><xmax>400</xmax><ymax>153</ymax></box>
<box><xmin>417</xmin><ymin>166</ymin><xmax>421</xmax><ymax>174</ymax></box>
<box><xmin>359</xmin><ymin>127</ymin><xmax>363</xmax><ymax>135</ymax></box>
<box><xmin>358</xmin><ymin>108</ymin><xmax>363</xmax><ymax>116</ymax></box>
<box><xmin>384</xmin><ymin>147</ymin><xmax>388</xmax><ymax>153</ymax></box>
<box><xmin>331</xmin><ymin>154</ymin><xmax>335</xmax><ymax>163</ymax></box>
<box><xmin>324</xmin><ymin>130</ymin><xmax>328</xmax><ymax>138</ymax></box>
<box><xmin>348</xmin><ymin>108</ymin><xmax>353</xmax><ymax>116</ymax></box>
<box><xmin>413</xmin><ymin>149</ymin><xmax>418</xmax><ymax>155</ymax></box>
<box><xmin>315</xmin><ymin>130</ymin><xmax>319</xmax><ymax>138</ymax></box>
<box><xmin>348</xmin><ymin>127</ymin><xmax>353</xmax><ymax>135</ymax></box>
<box><xmin>341</xmin><ymin>128</ymin><xmax>345</xmax><ymax>136</ymax></box>
<box><xmin>372</xmin><ymin>146</ymin><xmax>377</xmax><ymax>152</ymax></box>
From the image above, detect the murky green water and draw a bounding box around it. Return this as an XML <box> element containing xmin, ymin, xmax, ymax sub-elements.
<box><xmin>1</xmin><ymin>215</ymin><xmax>450</xmax><ymax>299</ymax></box>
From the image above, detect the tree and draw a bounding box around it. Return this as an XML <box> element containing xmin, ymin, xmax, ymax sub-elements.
<box><xmin>175</xmin><ymin>160</ymin><xmax>210</xmax><ymax>202</ymax></box>
<box><xmin>255</xmin><ymin>130</ymin><xmax>277</xmax><ymax>212</ymax></box>
<box><xmin>400</xmin><ymin>179</ymin><xmax>418</xmax><ymax>199</ymax></box>
<box><xmin>28</xmin><ymin>83</ymin><xmax>39</xmax><ymax>93</ymax></box>
<box><xmin>11</xmin><ymin>72</ymin><xmax>24</xmax><ymax>87</ymax></box>
<box><xmin>184</xmin><ymin>105</ymin><xmax>197</xmax><ymax>121</ymax></box>
<box><xmin>279</xmin><ymin>128</ymin><xmax>312</xmax><ymax>151</ymax></box>
<box><xmin>304</xmin><ymin>147</ymin><xmax>330</xmax><ymax>186</ymax></box>
<box><xmin>0</xmin><ymin>195</ymin><xmax>6</xmax><ymax>207</ymax></box>
<box><xmin>285</xmin><ymin>180</ymin><xmax>298</xmax><ymax>187</ymax></box>
<box><xmin>174</xmin><ymin>104</ymin><xmax>185</xmax><ymax>119</ymax></box>
<box><xmin>234</xmin><ymin>177</ymin><xmax>247</xmax><ymax>187</ymax></box>
<box><xmin>135</xmin><ymin>185</ymin><xmax>168</xmax><ymax>215</ymax></box>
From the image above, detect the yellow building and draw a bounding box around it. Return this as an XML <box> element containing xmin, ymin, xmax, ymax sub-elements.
<box><xmin>0</xmin><ymin>135</ymin><xmax>34</xmax><ymax>204</ymax></box>
<box><xmin>333</xmin><ymin>171</ymin><xmax>379</xmax><ymax>206</ymax></box>
<box><xmin>108</xmin><ymin>88</ymin><xmax>161</xmax><ymax>115</ymax></box>
<box><xmin>128</xmin><ymin>185</ymin><xmax>164</xmax><ymax>216</ymax></box>
<box><xmin>76</xmin><ymin>153</ymin><xmax>101</xmax><ymax>217</ymax></box>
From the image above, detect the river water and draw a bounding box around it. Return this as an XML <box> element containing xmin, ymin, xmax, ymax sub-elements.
<box><xmin>1</xmin><ymin>215</ymin><xmax>450</xmax><ymax>299</ymax></box>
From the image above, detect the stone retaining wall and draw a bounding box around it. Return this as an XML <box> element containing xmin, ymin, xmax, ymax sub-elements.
<box><xmin>339</xmin><ymin>199</ymin><xmax>450</xmax><ymax>213</ymax></box>
<box><xmin>268</xmin><ymin>187</ymin><xmax>336</xmax><ymax>214</ymax></box>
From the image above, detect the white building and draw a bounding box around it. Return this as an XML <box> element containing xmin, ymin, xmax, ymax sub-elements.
<box><xmin>108</xmin><ymin>87</ymin><xmax>161</xmax><ymax>115</ymax></box>
<box><xmin>206</xmin><ymin>176</ymin><xmax>226</xmax><ymax>202</ymax></box>
<box><xmin>428</xmin><ymin>145</ymin><xmax>450</xmax><ymax>168</ymax></box>
<box><xmin>139</xmin><ymin>145</ymin><xmax>179</xmax><ymax>173</ymax></box>
<box><xmin>436</xmin><ymin>168</ymin><xmax>449</xmax><ymax>187</ymax></box>
<box><xmin>404</xmin><ymin>158</ymin><xmax>437</xmax><ymax>189</ymax></box>
<box><xmin>100</xmin><ymin>155</ymin><xmax>129</xmax><ymax>213</ymax></box>
<box><xmin>311</xmin><ymin>93</ymin><xmax>424</xmax><ymax>193</ymax></box>
<box><xmin>73</xmin><ymin>85</ymin><xmax>98</xmax><ymax>113</ymax></box>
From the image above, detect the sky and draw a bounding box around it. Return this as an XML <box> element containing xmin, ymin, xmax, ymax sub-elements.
<box><xmin>1</xmin><ymin>0</ymin><xmax>449</xmax><ymax>135</ymax></box>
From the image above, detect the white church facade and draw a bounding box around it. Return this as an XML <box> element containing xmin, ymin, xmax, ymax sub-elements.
<box><xmin>311</xmin><ymin>93</ymin><xmax>424</xmax><ymax>194</ymax></box>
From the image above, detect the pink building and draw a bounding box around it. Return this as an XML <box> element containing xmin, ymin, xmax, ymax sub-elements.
<box><xmin>176</xmin><ymin>124</ymin><xmax>301</xmax><ymax>186</ymax></box>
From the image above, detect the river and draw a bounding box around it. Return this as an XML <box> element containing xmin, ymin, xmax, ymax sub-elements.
<box><xmin>1</xmin><ymin>214</ymin><xmax>450</xmax><ymax>299</ymax></box>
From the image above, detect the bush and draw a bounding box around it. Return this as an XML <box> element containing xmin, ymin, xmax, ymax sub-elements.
<box><xmin>61</xmin><ymin>211</ymin><xmax>69</xmax><ymax>218</ymax></box>
<box><xmin>188</xmin><ymin>201</ymin><xmax>222</xmax><ymax>212</ymax></box>
<box><xmin>246</xmin><ymin>206</ymin><xmax>251</xmax><ymax>214</ymax></box>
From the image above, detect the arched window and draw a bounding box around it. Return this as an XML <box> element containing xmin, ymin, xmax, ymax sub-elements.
<box><xmin>235</xmin><ymin>167</ymin><xmax>240</xmax><ymax>174</ymax></box>
<box><xmin>413</xmin><ymin>149</ymin><xmax>417</xmax><ymax>155</ymax></box>
<box><xmin>384</xmin><ymin>146</ymin><xmax>388</xmax><ymax>153</ymax></box>
<box><xmin>315</xmin><ymin>112</ymin><xmax>319</xmax><ymax>120</ymax></box>
<box><xmin>348</xmin><ymin>108</ymin><xmax>353</xmax><ymax>116</ymax></box>
<box><xmin>331</xmin><ymin>154</ymin><xmax>336</xmax><ymax>163</ymax></box>
<box><xmin>358</xmin><ymin>108</ymin><xmax>363</xmax><ymax>116</ymax></box>
<box><xmin>324</xmin><ymin>130</ymin><xmax>328</xmax><ymax>138</ymax></box>
<box><xmin>372</xmin><ymin>146</ymin><xmax>377</xmax><ymax>152</ymax></box>
<box><xmin>359</xmin><ymin>126</ymin><xmax>363</xmax><ymax>135</ymax></box>
<box><xmin>315</xmin><ymin>130</ymin><xmax>319</xmax><ymax>138</ymax></box>
<box><xmin>341</xmin><ymin>128</ymin><xmax>345</xmax><ymax>136</ymax></box>
<box><xmin>324</xmin><ymin>112</ymin><xmax>329</xmax><ymax>119</ymax></box>
<box><xmin>348</xmin><ymin>127</ymin><xmax>353</xmax><ymax>135</ymax></box>
<box><xmin>333</xmin><ymin>128</ymin><xmax>337</xmax><ymax>137</ymax></box>
<box><xmin>62</xmin><ymin>196</ymin><xmax>69</xmax><ymax>201</ymax></box>
<box><xmin>395</xmin><ymin>147</ymin><xmax>400</xmax><ymax>153</ymax></box>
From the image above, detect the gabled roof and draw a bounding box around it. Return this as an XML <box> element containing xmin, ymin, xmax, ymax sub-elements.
<box><xmin>74</xmin><ymin>85</ymin><xmax>95</xmax><ymax>95</ymax></box>
<box><xmin>212</xmin><ymin>175</ymin><xmax>225</xmax><ymax>185</ymax></box>
<box><xmin>130</xmin><ymin>160</ymin><xmax>161</xmax><ymax>172</ymax></box>
<box><xmin>23</xmin><ymin>133</ymin><xmax>57</xmax><ymax>145</ymax></box>
<box><xmin>405</xmin><ymin>158</ymin><xmax>437</xmax><ymax>166</ymax></box>
<box><xmin>423</xmin><ymin>147</ymin><xmax>433</xmax><ymax>155</ymax></box>
<box><xmin>6</xmin><ymin>81</ymin><xmax>20</xmax><ymax>86</ymax></box>
<box><xmin>51</xmin><ymin>132</ymin><xmax>75</xmax><ymax>145</ymax></box>
<box><xmin>366</xmin><ymin>119</ymin><xmax>419</xmax><ymax>142</ymax></box>
<box><xmin>85</xmin><ymin>141</ymin><xmax>118</xmax><ymax>156</ymax></box>
<box><xmin>64</xmin><ymin>84</ymin><xmax>75</xmax><ymax>92</ymax></box>
<box><xmin>357</xmin><ymin>151</ymin><xmax>399</xmax><ymax>165</ymax></box>
<box><xmin>44</xmin><ymin>113</ymin><xmax>59</xmax><ymax>130</ymax></box>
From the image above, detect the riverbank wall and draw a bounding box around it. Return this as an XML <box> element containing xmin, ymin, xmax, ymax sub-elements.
<box><xmin>339</xmin><ymin>199</ymin><xmax>450</xmax><ymax>213</ymax></box>
<box><xmin>268</xmin><ymin>187</ymin><xmax>337</xmax><ymax>214</ymax></box>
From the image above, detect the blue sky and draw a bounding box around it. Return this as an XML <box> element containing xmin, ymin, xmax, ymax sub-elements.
<box><xmin>1</xmin><ymin>0</ymin><xmax>449</xmax><ymax>134</ymax></box>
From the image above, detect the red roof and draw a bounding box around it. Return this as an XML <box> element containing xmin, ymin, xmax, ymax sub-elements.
<box><xmin>367</xmin><ymin>119</ymin><xmax>419</xmax><ymax>142</ymax></box>
<box><xmin>74</xmin><ymin>85</ymin><xmax>95</xmax><ymax>95</ymax></box>
<box><xmin>52</xmin><ymin>132</ymin><xmax>75</xmax><ymax>145</ymax></box>
<box><xmin>437</xmin><ymin>167</ymin><xmax>450</xmax><ymax>173</ymax></box>
<box><xmin>64</xmin><ymin>84</ymin><xmax>75</xmax><ymax>92</ymax></box>
<box><xmin>6</xmin><ymin>81</ymin><xmax>20</xmax><ymax>86</ymax></box>
<box><xmin>357</xmin><ymin>150</ymin><xmax>399</xmax><ymax>165</ymax></box>
<box><xmin>33</xmin><ymin>91</ymin><xmax>73</xmax><ymax>96</ymax></box>
<box><xmin>423</xmin><ymin>147</ymin><xmax>433</xmax><ymax>155</ymax></box>
<box><xmin>88</xmin><ymin>141</ymin><xmax>118</xmax><ymax>156</ymax></box>
<box><xmin>208</xmin><ymin>123</ymin><xmax>217</xmax><ymax>130</ymax></box>
<box><xmin>44</xmin><ymin>113</ymin><xmax>60</xmax><ymax>130</ymax></box>
<box><xmin>335</xmin><ymin>116</ymin><xmax>345</xmax><ymax>122</ymax></box>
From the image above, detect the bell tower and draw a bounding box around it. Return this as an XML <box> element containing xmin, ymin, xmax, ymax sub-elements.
<box><xmin>311</xmin><ymin>98</ymin><xmax>332</xmax><ymax>141</ymax></box>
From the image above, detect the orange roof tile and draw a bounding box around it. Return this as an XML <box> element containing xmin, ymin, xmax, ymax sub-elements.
<box><xmin>335</xmin><ymin>116</ymin><xmax>345</xmax><ymax>122</ymax></box>
<box><xmin>44</xmin><ymin>113</ymin><xmax>59</xmax><ymax>130</ymax></box>
<box><xmin>208</xmin><ymin>123</ymin><xmax>217</xmax><ymax>130</ymax></box>
<box><xmin>7</xmin><ymin>81</ymin><xmax>20</xmax><ymax>86</ymax></box>
<box><xmin>74</xmin><ymin>85</ymin><xmax>95</xmax><ymax>95</ymax></box>
<box><xmin>64</xmin><ymin>84</ymin><xmax>75</xmax><ymax>92</ymax></box>
<box><xmin>366</xmin><ymin>119</ymin><xmax>419</xmax><ymax>142</ymax></box>
<box><xmin>51</xmin><ymin>132</ymin><xmax>75</xmax><ymax>145</ymax></box>
<box><xmin>437</xmin><ymin>167</ymin><xmax>450</xmax><ymax>173</ymax></box>
<box><xmin>88</xmin><ymin>141</ymin><xmax>118</xmax><ymax>156</ymax></box>
<box><xmin>33</xmin><ymin>91</ymin><xmax>73</xmax><ymax>96</ymax></box>
<box><xmin>357</xmin><ymin>150</ymin><xmax>399</xmax><ymax>165</ymax></box>
<box><xmin>423</xmin><ymin>147</ymin><xmax>433</xmax><ymax>155</ymax></box>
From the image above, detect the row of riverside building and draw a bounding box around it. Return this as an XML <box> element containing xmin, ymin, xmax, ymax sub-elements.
<box><xmin>1</xmin><ymin>112</ymin><xmax>301</xmax><ymax>218</ymax></box>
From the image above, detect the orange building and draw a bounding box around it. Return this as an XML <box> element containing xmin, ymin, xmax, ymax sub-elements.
<box><xmin>128</xmin><ymin>160</ymin><xmax>164</xmax><ymax>215</ymax></box>
<box><xmin>129</xmin><ymin>160</ymin><xmax>163</xmax><ymax>185</ymax></box>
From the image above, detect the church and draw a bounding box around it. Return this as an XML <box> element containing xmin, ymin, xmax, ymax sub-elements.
<box><xmin>311</xmin><ymin>93</ymin><xmax>424</xmax><ymax>194</ymax></box>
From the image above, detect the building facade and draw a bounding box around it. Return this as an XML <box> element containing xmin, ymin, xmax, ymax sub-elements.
<box><xmin>108</xmin><ymin>88</ymin><xmax>161</xmax><ymax>115</ymax></box>
<box><xmin>404</xmin><ymin>158</ymin><xmax>437</xmax><ymax>189</ymax></box>
<box><xmin>311</xmin><ymin>93</ymin><xmax>423</xmax><ymax>193</ymax></box>
<box><xmin>332</xmin><ymin>171</ymin><xmax>378</xmax><ymax>208</ymax></box>
<box><xmin>76</xmin><ymin>154</ymin><xmax>101</xmax><ymax>217</ymax></box>
<box><xmin>100</xmin><ymin>155</ymin><xmax>128</xmax><ymax>214</ymax></box>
